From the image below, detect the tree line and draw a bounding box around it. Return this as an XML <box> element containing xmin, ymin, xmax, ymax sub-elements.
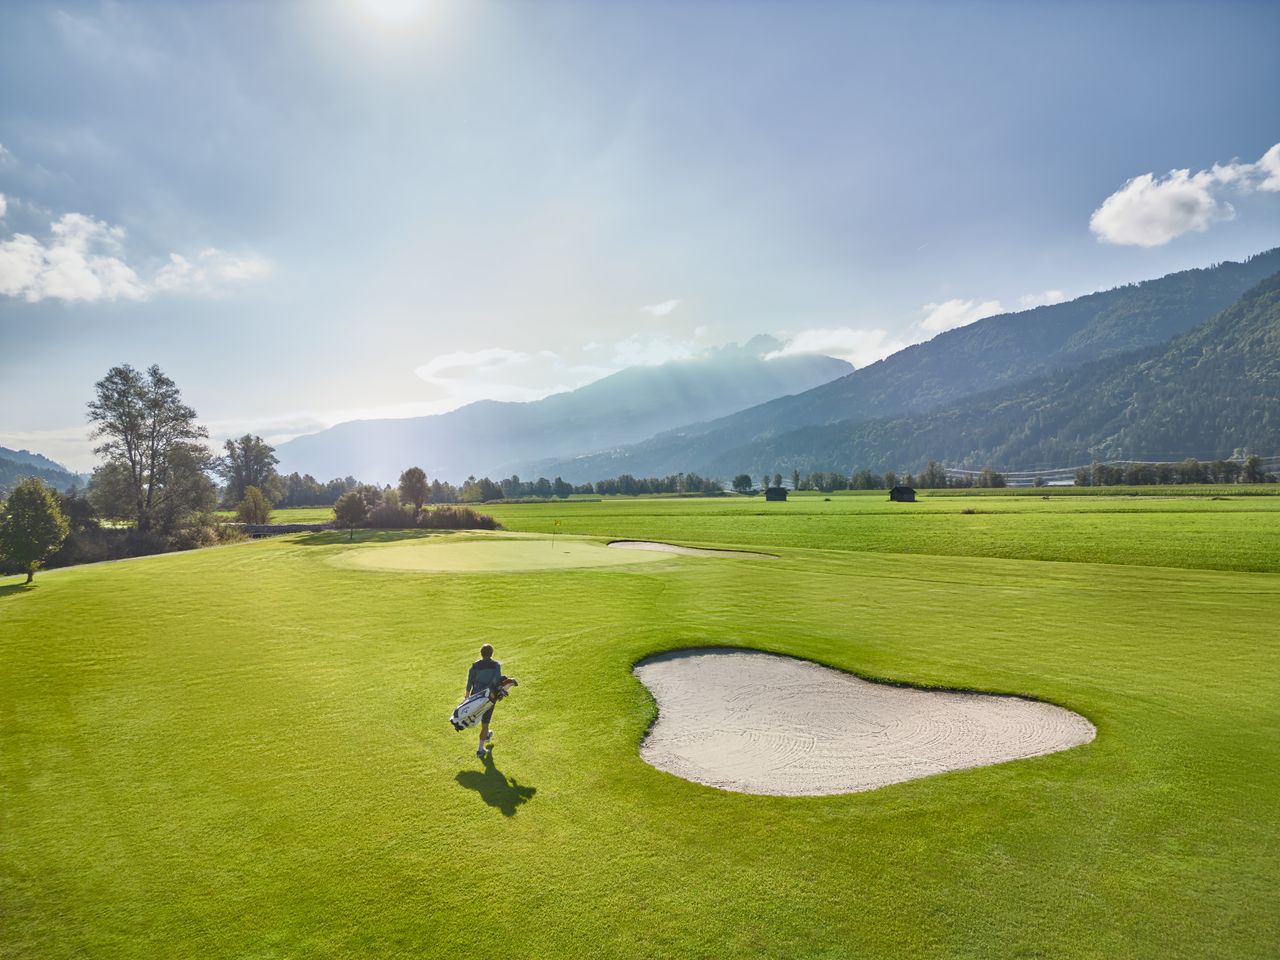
<box><xmin>732</xmin><ymin>462</ymin><xmax>1007</xmax><ymax>492</ymax></box>
<box><xmin>1073</xmin><ymin>456</ymin><xmax>1274</xmax><ymax>486</ymax></box>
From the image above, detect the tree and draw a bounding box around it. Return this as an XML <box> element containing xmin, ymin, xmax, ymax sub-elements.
<box><xmin>236</xmin><ymin>486</ymin><xmax>271</xmax><ymax>525</ymax></box>
<box><xmin>1243</xmin><ymin>454</ymin><xmax>1266</xmax><ymax>483</ymax></box>
<box><xmin>918</xmin><ymin>461</ymin><xmax>948</xmax><ymax>488</ymax></box>
<box><xmin>772</xmin><ymin>473</ymin><xmax>782</xmax><ymax>488</ymax></box>
<box><xmin>219</xmin><ymin>435</ymin><xmax>280</xmax><ymax>505</ymax></box>
<box><xmin>883</xmin><ymin>470</ymin><xmax>897</xmax><ymax>490</ymax></box>
<box><xmin>87</xmin><ymin>364</ymin><xmax>208</xmax><ymax>532</ymax></box>
<box><xmin>791</xmin><ymin>469</ymin><xmax>800</xmax><ymax>491</ymax></box>
<box><xmin>398</xmin><ymin>467</ymin><xmax>429</xmax><ymax>515</ymax></box>
<box><xmin>732</xmin><ymin>474</ymin><xmax>753</xmax><ymax>493</ymax></box>
<box><xmin>333</xmin><ymin>492</ymin><xmax>367</xmax><ymax>540</ymax></box>
<box><xmin>0</xmin><ymin>478</ymin><xmax>70</xmax><ymax>583</ymax></box>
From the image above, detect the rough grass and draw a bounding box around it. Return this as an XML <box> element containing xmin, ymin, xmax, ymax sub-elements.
<box><xmin>3</xmin><ymin>496</ymin><xmax>1278</xmax><ymax>959</ymax></box>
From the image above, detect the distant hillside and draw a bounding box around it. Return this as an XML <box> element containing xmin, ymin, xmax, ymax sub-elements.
<box><xmin>276</xmin><ymin>337</ymin><xmax>851</xmax><ymax>483</ymax></box>
<box><xmin>543</xmin><ymin>248</ymin><xmax>1280</xmax><ymax>481</ymax></box>
<box><xmin>702</xmin><ymin>271</ymin><xmax>1280</xmax><ymax>475</ymax></box>
<box><xmin>0</xmin><ymin>447</ymin><xmax>87</xmax><ymax>495</ymax></box>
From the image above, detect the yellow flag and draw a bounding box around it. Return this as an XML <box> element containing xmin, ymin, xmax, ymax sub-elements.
<box><xmin>554</xmin><ymin>519</ymin><xmax>562</xmax><ymax>528</ymax></box>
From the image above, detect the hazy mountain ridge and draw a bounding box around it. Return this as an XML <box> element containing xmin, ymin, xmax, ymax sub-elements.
<box><xmin>276</xmin><ymin>338</ymin><xmax>852</xmax><ymax>483</ymax></box>
<box><xmin>541</xmin><ymin>248</ymin><xmax>1280</xmax><ymax>481</ymax></box>
<box><xmin>695</xmin><ymin>271</ymin><xmax>1280</xmax><ymax>475</ymax></box>
<box><xmin>0</xmin><ymin>447</ymin><xmax>88</xmax><ymax>494</ymax></box>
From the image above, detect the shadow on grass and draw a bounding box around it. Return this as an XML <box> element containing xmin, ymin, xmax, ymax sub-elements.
<box><xmin>294</xmin><ymin>529</ymin><xmax>453</xmax><ymax>547</ymax></box>
<box><xmin>455</xmin><ymin>753</ymin><xmax>537</xmax><ymax>817</ymax></box>
<box><xmin>0</xmin><ymin>582</ymin><xmax>33</xmax><ymax>600</ymax></box>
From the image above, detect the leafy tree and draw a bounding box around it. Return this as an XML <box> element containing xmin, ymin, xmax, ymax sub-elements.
<box><xmin>918</xmin><ymin>461</ymin><xmax>948</xmax><ymax>488</ymax></box>
<box><xmin>1243</xmin><ymin>454</ymin><xmax>1266</xmax><ymax>483</ymax></box>
<box><xmin>791</xmin><ymin>469</ymin><xmax>800</xmax><ymax>490</ymax></box>
<box><xmin>398</xmin><ymin>467</ymin><xmax>429</xmax><ymax>514</ymax></box>
<box><xmin>552</xmin><ymin>477</ymin><xmax>573</xmax><ymax>499</ymax></box>
<box><xmin>87</xmin><ymin>364</ymin><xmax>208</xmax><ymax>532</ymax></box>
<box><xmin>883</xmin><ymin>470</ymin><xmax>897</xmax><ymax>489</ymax></box>
<box><xmin>333</xmin><ymin>492</ymin><xmax>367</xmax><ymax>540</ymax></box>
<box><xmin>772</xmin><ymin>473</ymin><xmax>782</xmax><ymax>488</ymax></box>
<box><xmin>236</xmin><ymin>486</ymin><xmax>271</xmax><ymax>525</ymax></box>
<box><xmin>219</xmin><ymin>435</ymin><xmax>280</xmax><ymax>505</ymax></box>
<box><xmin>0</xmin><ymin>478</ymin><xmax>70</xmax><ymax>583</ymax></box>
<box><xmin>976</xmin><ymin>466</ymin><xmax>1006</xmax><ymax>488</ymax></box>
<box><xmin>732</xmin><ymin>474</ymin><xmax>753</xmax><ymax>493</ymax></box>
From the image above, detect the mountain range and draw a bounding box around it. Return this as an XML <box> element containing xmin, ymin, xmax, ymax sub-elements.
<box><xmin>0</xmin><ymin>447</ymin><xmax>88</xmax><ymax>495</ymax></box>
<box><xmin>275</xmin><ymin>336</ymin><xmax>851</xmax><ymax>483</ymax></box>
<box><xmin>535</xmin><ymin>248</ymin><xmax>1280</xmax><ymax>481</ymax></box>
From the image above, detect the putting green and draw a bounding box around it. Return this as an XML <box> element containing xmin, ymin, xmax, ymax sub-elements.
<box><xmin>335</xmin><ymin>534</ymin><xmax>672</xmax><ymax>573</ymax></box>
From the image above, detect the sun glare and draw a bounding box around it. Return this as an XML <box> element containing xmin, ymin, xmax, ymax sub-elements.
<box><xmin>357</xmin><ymin>0</ymin><xmax>428</xmax><ymax>22</ymax></box>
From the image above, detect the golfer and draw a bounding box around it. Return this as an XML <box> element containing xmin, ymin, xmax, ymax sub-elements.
<box><xmin>465</xmin><ymin>643</ymin><xmax>503</xmax><ymax>759</ymax></box>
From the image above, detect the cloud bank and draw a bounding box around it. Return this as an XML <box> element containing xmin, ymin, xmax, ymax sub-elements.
<box><xmin>920</xmin><ymin>298</ymin><xmax>1004</xmax><ymax>333</ymax></box>
<box><xmin>1089</xmin><ymin>142</ymin><xmax>1280</xmax><ymax>247</ymax></box>
<box><xmin>0</xmin><ymin>204</ymin><xmax>271</xmax><ymax>303</ymax></box>
<box><xmin>766</xmin><ymin>327</ymin><xmax>908</xmax><ymax>369</ymax></box>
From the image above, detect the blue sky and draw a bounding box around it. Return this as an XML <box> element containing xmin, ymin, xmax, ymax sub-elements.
<box><xmin>1</xmin><ymin>0</ymin><xmax>1278</xmax><ymax>470</ymax></box>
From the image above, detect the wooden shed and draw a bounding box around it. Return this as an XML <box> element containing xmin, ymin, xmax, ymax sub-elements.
<box><xmin>888</xmin><ymin>485</ymin><xmax>916</xmax><ymax>502</ymax></box>
<box><xmin>764</xmin><ymin>486</ymin><xmax>788</xmax><ymax>502</ymax></box>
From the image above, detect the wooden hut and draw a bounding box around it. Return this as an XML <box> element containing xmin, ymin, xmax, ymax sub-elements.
<box><xmin>764</xmin><ymin>486</ymin><xmax>788</xmax><ymax>502</ymax></box>
<box><xmin>888</xmin><ymin>485</ymin><xmax>916</xmax><ymax>502</ymax></box>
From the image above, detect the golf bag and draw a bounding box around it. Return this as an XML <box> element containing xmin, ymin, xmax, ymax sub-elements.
<box><xmin>450</xmin><ymin>677</ymin><xmax>518</xmax><ymax>731</ymax></box>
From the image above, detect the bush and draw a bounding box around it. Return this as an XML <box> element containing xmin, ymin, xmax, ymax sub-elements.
<box><xmin>366</xmin><ymin>502</ymin><xmax>416</xmax><ymax>528</ymax></box>
<box><xmin>235</xmin><ymin>486</ymin><xmax>271</xmax><ymax>525</ymax></box>
<box><xmin>417</xmin><ymin>506</ymin><xmax>501</xmax><ymax>530</ymax></box>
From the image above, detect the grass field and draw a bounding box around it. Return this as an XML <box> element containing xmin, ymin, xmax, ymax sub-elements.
<box><xmin>4</xmin><ymin>494</ymin><xmax>1279</xmax><ymax>958</ymax></box>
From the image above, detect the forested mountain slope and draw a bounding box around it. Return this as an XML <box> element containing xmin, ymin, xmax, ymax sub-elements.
<box><xmin>0</xmin><ymin>447</ymin><xmax>86</xmax><ymax>495</ymax></box>
<box><xmin>539</xmin><ymin>248</ymin><xmax>1280</xmax><ymax>481</ymax></box>
<box><xmin>707</xmin><ymin>272</ymin><xmax>1280</xmax><ymax>475</ymax></box>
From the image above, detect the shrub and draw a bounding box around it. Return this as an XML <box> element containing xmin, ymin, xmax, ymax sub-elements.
<box><xmin>236</xmin><ymin>486</ymin><xmax>271</xmax><ymax>525</ymax></box>
<box><xmin>366</xmin><ymin>502</ymin><xmax>416</xmax><ymax>528</ymax></box>
<box><xmin>417</xmin><ymin>506</ymin><xmax>501</xmax><ymax>530</ymax></box>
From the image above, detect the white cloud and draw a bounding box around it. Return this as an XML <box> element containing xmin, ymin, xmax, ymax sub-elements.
<box><xmin>920</xmin><ymin>298</ymin><xmax>1004</xmax><ymax>333</ymax></box>
<box><xmin>152</xmin><ymin>248</ymin><xmax>272</xmax><ymax>295</ymax></box>
<box><xmin>640</xmin><ymin>298</ymin><xmax>681</xmax><ymax>317</ymax></box>
<box><xmin>0</xmin><ymin>204</ymin><xmax>271</xmax><ymax>302</ymax></box>
<box><xmin>610</xmin><ymin>333</ymin><xmax>700</xmax><ymax>367</ymax></box>
<box><xmin>0</xmin><ymin>143</ymin><xmax>14</xmax><ymax>168</ymax></box>
<box><xmin>0</xmin><ymin>193</ymin><xmax>6</xmax><ymax>219</ymax></box>
<box><xmin>1089</xmin><ymin>142</ymin><xmax>1280</xmax><ymax>247</ymax></box>
<box><xmin>415</xmin><ymin>348</ymin><xmax>596</xmax><ymax>403</ymax></box>
<box><xmin>1019</xmin><ymin>289</ymin><xmax>1067</xmax><ymax>309</ymax></box>
<box><xmin>766</xmin><ymin>327</ymin><xmax>910</xmax><ymax>369</ymax></box>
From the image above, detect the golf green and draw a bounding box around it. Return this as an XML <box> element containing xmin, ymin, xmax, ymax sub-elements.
<box><xmin>333</xmin><ymin>533</ymin><xmax>670</xmax><ymax>573</ymax></box>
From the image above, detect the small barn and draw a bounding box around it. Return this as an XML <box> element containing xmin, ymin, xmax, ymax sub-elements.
<box><xmin>764</xmin><ymin>486</ymin><xmax>788</xmax><ymax>502</ymax></box>
<box><xmin>888</xmin><ymin>485</ymin><xmax>916</xmax><ymax>503</ymax></box>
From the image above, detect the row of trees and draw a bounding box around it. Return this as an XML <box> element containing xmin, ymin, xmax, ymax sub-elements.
<box><xmin>732</xmin><ymin>461</ymin><xmax>1007</xmax><ymax>492</ymax></box>
<box><xmin>1073</xmin><ymin>456</ymin><xmax>1273</xmax><ymax>486</ymax></box>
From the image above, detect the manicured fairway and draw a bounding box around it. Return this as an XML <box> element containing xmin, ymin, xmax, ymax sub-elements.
<box><xmin>3</xmin><ymin>496</ymin><xmax>1279</xmax><ymax>959</ymax></box>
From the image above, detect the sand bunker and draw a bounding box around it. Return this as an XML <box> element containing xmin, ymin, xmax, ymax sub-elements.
<box><xmin>340</xmin><ymin>536</ymin><xmax>669</xmax><ymax>573</ymax></box>
<box><xmin>634</xmin><ymin>649</ymin><xmax>1094</xmax><ymax>796</ymax></box>
<box><xmin>608</xmin><ymin>540</ymin><xmax>775</xmax><ymax>560</ymax></box>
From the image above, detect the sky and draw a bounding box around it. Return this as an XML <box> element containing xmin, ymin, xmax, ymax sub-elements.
<box><xmin>1</xmin><ymin>0</ymin><xmax>1278</xmax><ymax>471</ymax></box>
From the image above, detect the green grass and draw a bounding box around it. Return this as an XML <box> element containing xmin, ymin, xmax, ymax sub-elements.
<box><xmin>3</xmin><ymin>495</ymin><xmax>1279</xmax><ymax>958</ymax></box>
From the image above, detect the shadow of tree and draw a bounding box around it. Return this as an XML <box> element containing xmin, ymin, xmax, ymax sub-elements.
<box><xmin>0</xmin><ymin>582</ymin><xmax>33</xmax><ymax>600</ymax></box>
<box><xmin>294</xmin><ymin>530</ymin><xmax>450</xmax><ymax>547</ymax></box>
<box><xmin>455</xmin><ymin>754</ymin><xmax>537</xmax><ymax>817</ymax></box>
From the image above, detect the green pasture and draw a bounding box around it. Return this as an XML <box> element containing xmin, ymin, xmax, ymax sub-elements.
<box><xmin>4</xmin><ymin>495</ymin><xmax>1278</xmax><ymax>958</ymax></box>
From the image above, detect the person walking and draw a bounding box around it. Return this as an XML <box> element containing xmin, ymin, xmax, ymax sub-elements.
<box><xmin>465</xmin><ymin>643</ymin><xmax>503</xmax><ymax>759</ymax></box>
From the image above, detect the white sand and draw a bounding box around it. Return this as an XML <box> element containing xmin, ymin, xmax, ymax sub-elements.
<box><xmin>608</xmin><ymin>540</ymin><xmax>775</xmax><ymax>560</ymax></box>
<box><xmin>634</xmin><ymin>649</ymin><xmax>1095</xmax><ymax>796</ymax></box>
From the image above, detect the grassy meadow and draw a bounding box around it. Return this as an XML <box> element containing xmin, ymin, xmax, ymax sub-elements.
<box><xmin>4</xmin><ymin>492</ymin><xmax>1279</xmax><ymax>958</ymax></box>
